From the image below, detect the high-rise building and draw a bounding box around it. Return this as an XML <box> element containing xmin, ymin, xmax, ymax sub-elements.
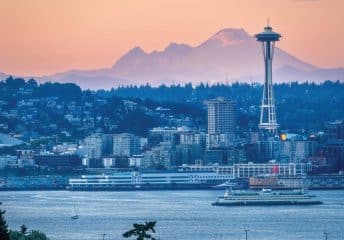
<box><xmin>113</xmin><ymin>133</ymin><xmax>141</xmax><ymax>157</ymax></box>
<box><xmin>206</xmin><ymin>133</ymin><xmax>234</xmax><ymax>149</ymax></box>
<box><xmin>175</xmin><ymin>144</ymin><xmax>204</xmax><ymax>166</ymax></box>
<box><xmin>207</xmin><ymin>98</ymin><xmax>236</xmax><ymax>135</ymax></box>
<box><xmin>206</xmin><ymin>98</ymin><xmax>235</xmax><ymax>149</ymax></box>
<box><xmin>148</xmin><ymin>127</ymin><xmax>189</xmax><ymax>147</ymax></box>
<box><xmin>172</xmin><ymin>132</ymin><xmax>206</xmax><ymax>166</ymax></box>
<box><xmin>325</xmin><ymin>120</ymin><xmax>344</xmax><ymax>140</ymax></box>
<box><xmin>255</xmin><ymin>24</ymin><xmax>281</xmax><ymax>134</ymax></box>
<box><xmin>323</xmin><ymin>139</ymin><xmax>344</xmax><ymax>171</ymax></box>
<box><xmin>257</xmin><ymin>138</ymin><xmax>280</xmax><ymax>162</ymax></box>
<box><xmin>143</xmin><ymin>142</ymin><xmax>175</xmax><ymax>169</ymax></box>
<box><xmin>279</xmin><ymin>134</ymin><xmax>318</xmax><ymax>163</ymax></box>
<box><xmin>180</xmin><ymin>132</ymin><xmax>205</xmax><ymax>146</ymax></box>
<box><xmin>81</xmin><ymin>133</ymin><xmax>104</xmax><ymax>159</ymax></box>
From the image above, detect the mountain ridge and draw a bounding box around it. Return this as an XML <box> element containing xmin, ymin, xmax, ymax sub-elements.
<box><xmin>1</xmin><ymin>28</ymin><xmax>343</xmax><ymax>89</ymax></box>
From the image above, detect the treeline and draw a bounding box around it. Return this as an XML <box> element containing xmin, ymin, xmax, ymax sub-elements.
<box><xmin>0</xmin><ymin>76</ymin><xmax>343</xmax><ymax>132</ymax></box>
<box><xmin>104</xmin><ymin>81</ymin><xmax>344</xmax><ymax>130</ymax></box>
<box><xmin>104</xmin><ymin>81</ymin><xmax>344</xmax><ymax>103</ymax></box>
<box><xmin>0</xmin><ymin>76</ymin><xmax>82</xmax><ymax>102</ymax></box>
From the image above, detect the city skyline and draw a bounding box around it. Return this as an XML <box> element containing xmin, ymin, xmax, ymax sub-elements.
<box><xmin>0</xmin><ymin>2</ymin><xmax>343</xmax><ymax>240</ymax></box>
<box><xmin>0</xmin><ymin>0</ymin><xmax>343</xmax><ymax>77</ymax></box>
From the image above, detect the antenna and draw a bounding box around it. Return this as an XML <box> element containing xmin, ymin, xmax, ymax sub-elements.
<box><xmin>267</xmin><ymin>17</ymin><xmax>270</xmax><ymax>27</ymax></box>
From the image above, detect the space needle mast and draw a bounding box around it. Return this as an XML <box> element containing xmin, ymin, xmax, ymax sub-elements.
<box><xmin>255</xmin><ymin>21</ymin><xmax>281</xmax><ymax>134</ymax></box>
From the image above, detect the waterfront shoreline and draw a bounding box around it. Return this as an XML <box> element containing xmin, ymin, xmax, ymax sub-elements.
<box><xmin>1</xmin><ymin>186</ymin><xmax>344</xmax><ymax>191</ymax></box>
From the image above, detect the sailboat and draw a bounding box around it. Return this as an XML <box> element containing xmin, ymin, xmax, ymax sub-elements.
<box><xmin>71</xmin><ymin>204</ymin><xmax>79</xmax><ymax>220</ymax></box>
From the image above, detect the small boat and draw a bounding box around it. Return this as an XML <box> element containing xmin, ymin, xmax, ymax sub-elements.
<box><xmin>71</xmin><ymin>204</ymin><xmax>79</xmax><ymax>220</ymax></box>
<box><xmin>212</xmin><ymin>188</ymin><xmax>323</xmax><ymax>206</ymax></box>
<box><xmin>213</xmin><ymin>178</ymin><xmax>249</xmax><ymax>190</ymax></box>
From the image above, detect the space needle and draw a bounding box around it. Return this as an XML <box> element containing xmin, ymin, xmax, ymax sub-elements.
<box><xmin>255</xmin><ymin>22</ymin><xmax>281</xmax><ymax>134</ymax></box>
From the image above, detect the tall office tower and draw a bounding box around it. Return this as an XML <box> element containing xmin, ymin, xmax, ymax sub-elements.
<box><xmin>82</xmin><ymin>133</ymin><xmax>104</xmax><ymax>159</ymax></box>
<box><xmin>206</xmin><ymin>98</ymin><xmax>236</xmax><ymax>149</ymax></box>
<box><xmin>255</xmin><ymin>24</ymin><xmax>281</xmax><ymax>134</ymax></box>
<box><xmin>207</xmin><ymin>98</ymin><xmax>236</xmax><ymax>134</ymax></box>
<box><xmin>113</xmin><ymin>133</ymin><xmax>141</xmax><ymax>157</ymax></box>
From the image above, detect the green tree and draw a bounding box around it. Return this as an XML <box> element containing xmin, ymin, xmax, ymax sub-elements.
<box><xmin>8</xmin><ymin>230</ymin><xmax>22</xmax><ymax>240</ymax></box>
<box><xmin>9</xmin><ymin>226</ymin><xmax>49</xmax><ymax>240</ymax></box>
<box><xmin>25</xmin><ymin>230</ymin><xmax>49</xmax><ymax>240</ymax></box>
<box><xmin>0</xmin><ymin>203</ymin><xmax>10</xmax><ymax>240</ymax></box>
<box><xmin>20</xmin><ymin>225</ymin><xmax>28</xmax><ymax>235</ymax></box>
<box><xmin>123</xmin><ymin>221</ymin><xmax>156</xmax><ymax>240</ymax></box>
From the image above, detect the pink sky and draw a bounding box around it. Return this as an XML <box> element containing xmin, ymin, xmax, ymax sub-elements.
<box><xmin>0</xmin><ymin>0</ymin><xmax>343</xmax><ymax>76</ymax></box>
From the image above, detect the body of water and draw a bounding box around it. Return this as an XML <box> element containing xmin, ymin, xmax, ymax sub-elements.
<box><xmin>1</xmin><ymin>190</ymin><xmax>343</xmax><ymax>240</ymax></box>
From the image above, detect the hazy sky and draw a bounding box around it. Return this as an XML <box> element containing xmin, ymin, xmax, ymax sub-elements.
<box><xmin>0</xmin><ymin>0</ymin><xmax>343</xmax><ymax>76</ymax></box>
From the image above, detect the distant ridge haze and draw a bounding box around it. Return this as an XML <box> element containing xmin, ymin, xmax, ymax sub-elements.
<box><xmin>3</xmin><ymin>28</ymin><xmax>344</xmax><ymax>89</ymax></box>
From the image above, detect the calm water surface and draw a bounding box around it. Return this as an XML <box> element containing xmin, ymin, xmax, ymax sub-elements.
<box><xmin>0</xmin><ymin>190</ymin><xmax>343</xmax><ymax>240</ymax></box>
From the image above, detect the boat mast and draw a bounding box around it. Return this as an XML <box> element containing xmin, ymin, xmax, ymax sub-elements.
<box><xmin>73</xmin><ymin>204</ymin><xmax>77</xmax><ymax>216</ymax></box>
<box><xmin>244</xmin><ymin>229</ymin><xmax>249</xmax><ymax>240</ymax></box>
<box><xmin>323</xmin><ymin>232</ymin><xmax>329</xmax><ymax>240</ymax></box>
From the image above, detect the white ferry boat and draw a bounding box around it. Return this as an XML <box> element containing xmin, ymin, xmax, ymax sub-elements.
<box><xmin>212</xmin><ymin>188</ymin><xmax>323</xmax><ymax>206</ymax></box>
